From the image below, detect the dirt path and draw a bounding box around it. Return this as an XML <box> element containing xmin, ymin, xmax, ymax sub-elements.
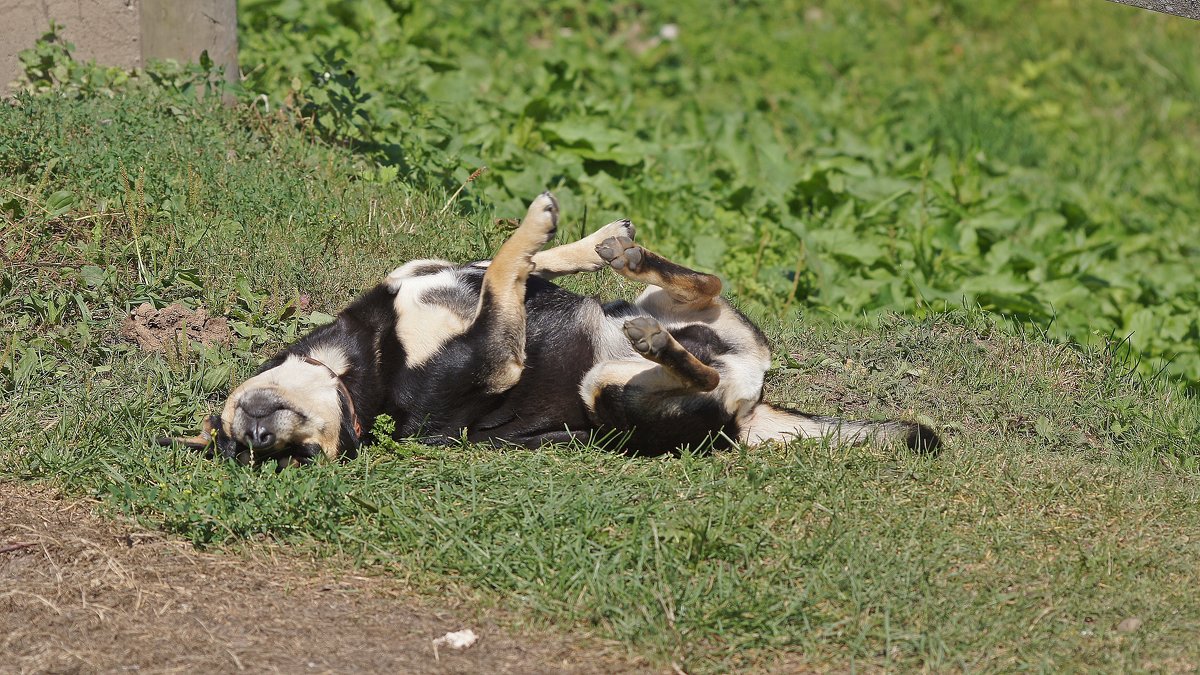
<box><xmin>0</xmin><ymin>484</ymin><xmax>653</xmax><ymax>674</ymax></box>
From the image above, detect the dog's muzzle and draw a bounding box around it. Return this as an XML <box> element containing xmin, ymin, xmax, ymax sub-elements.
<box><xmin>236</xmin><ymin>390</ymin><xmax>290</xmax><ymax>451</ymax></box>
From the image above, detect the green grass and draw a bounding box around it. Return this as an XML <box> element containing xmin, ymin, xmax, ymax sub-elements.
<box><xmin>3</xmin><ymin>88</ymin><xmax>1200</xmax><ymax>672</ymax></box>
<box><xmin>4</xmin><ymin>3</ymin><xmax>1200</xmax><ymax>671</ymax></box>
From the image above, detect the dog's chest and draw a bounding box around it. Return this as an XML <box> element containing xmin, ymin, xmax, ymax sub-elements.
<box><xmin>390</xmin><ymin>268</ymin><xmax>478</xmax><ymax>367</ymax></box>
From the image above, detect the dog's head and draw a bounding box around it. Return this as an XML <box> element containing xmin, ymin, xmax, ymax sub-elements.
<box><xmin>162</xmin><ymin>348</ymin><xmax>361</xmax><ymax>468</ymax></box>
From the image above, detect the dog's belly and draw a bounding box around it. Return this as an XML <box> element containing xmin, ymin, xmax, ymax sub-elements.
<box><xmin>387</xmin><ymin>276</ymin><xmax>602</xmax><ymax>442</ymax></box>
<box><xmin>467</xmin><ymin>315</ymin><xmax>598</xmax><ymax>441</ymax></box>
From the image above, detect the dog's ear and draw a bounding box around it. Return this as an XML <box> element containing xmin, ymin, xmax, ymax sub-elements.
<box><xmin>158</xmin><ymin>415</ymin><xmax>224</xmax><ymax>457</ymax></box>
<box><xmin>336</xmin><ymin>392</ymin><xmax>361</xmax><ymax>460</ymax></box>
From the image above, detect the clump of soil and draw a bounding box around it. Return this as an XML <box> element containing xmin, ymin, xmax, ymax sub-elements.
<box><xmin>121</xmin><ymin>302</ymin><xmax>231</xmax><ymax>353</ymax></box>
<box><xmin>0</xmin><ymin>483</ymin><xmax>651</xmax><ymax>674</ymax></box>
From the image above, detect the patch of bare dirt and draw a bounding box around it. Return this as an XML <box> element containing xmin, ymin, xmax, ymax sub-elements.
<box><xmin>0</xmin><ymin>483</ymin><xmax>653</xmax><ymax>674</ymax></box>
<box><xmin>121</xmin><ymin>302</ymin><xmax>231</xmax><ymax>353</ymax></box>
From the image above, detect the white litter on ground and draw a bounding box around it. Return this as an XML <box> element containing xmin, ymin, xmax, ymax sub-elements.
<box><xmin>432</xmin><ymin>628</ymin><xmax>479</xmax><ymax>660</ymax></box>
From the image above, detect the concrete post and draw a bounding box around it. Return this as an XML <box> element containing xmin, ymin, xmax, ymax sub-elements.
<box><xmin>140</xmin><ymin>0</ymin><xmax>239</xmax><ymax>86</ymax></box>
<box><xmin>1</xmin><ymin>0</ymin><xmax>239</xmax><ymax>95</ymax></box>
<box><xmin>1104</xmin><ymin>0</ymin><xmax>1200</xmax><ymax>20</ymax></box>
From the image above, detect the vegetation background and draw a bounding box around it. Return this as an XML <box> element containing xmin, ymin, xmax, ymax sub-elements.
<box><xmin>236</xmin><ymin>0</ymin><xmax>1200</xmax><ymax>388</ymax></box>
<box><xmin>3</xmin><ymin>0</ymin><xmax>1200</xmax><ymax>672</ymax></box>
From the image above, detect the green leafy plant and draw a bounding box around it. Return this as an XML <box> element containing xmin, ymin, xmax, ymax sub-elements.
<box><xmin>14</xmin><ymin>22</ymin><xmax>234</xmax><ymax>101</ymax></box>
<box><xmin>231</xmin><ymin>0</ymin><xmax>1200</xmax><ymax>388</ymax></box>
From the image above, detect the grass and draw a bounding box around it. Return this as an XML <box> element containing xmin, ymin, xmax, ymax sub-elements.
<box><xmin>3</xmin><ymin>87</ymin><xmax>1200</xmax><ymax>672</ymax></box>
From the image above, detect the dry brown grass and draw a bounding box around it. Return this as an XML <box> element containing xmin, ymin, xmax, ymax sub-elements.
<box><xmin>0</xmin><ymin>483</ymin><xmax>653</xmax><ymax>674</ymax></box>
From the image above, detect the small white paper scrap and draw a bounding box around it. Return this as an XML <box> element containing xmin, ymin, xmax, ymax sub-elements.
<box><xmin>433</xmin><ymin>628</ymin><xmax>479</xmax><ymax>660</ymax></box>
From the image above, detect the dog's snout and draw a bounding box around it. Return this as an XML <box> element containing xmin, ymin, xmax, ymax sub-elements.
<box><xmin>238</xmin><ymin>390</ymin><xmax>287</xmax><ymax>449</ymax></box>
<box><xmin>240</xmin><ymin>390</ymin><xmax>283</xmax><ymax>418</ymax></box>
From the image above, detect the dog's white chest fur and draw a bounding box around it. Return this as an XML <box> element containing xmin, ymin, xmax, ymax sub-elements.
<box><xmin>386</xmin><ymin>261</ymin><xmax>475</xmax><ymax>367</ymax></box>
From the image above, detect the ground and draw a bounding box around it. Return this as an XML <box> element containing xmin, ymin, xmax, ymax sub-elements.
<box><xmin>121</xmin><ymin>302</ymin><xmax>231</xmax><ymax>354</ymax></box>
<box><xmin>0</xmin><ymin>483</ymin><xmax>651</xmax><ymax>674</ymax></box>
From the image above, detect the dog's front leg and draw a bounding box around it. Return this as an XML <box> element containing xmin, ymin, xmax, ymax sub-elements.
<box><xmin>469</xmin><ymin>192</ymin><xmax>559</xmax><ymax>394</ymax></box>
<box><xmin>530</xmin><ymin>218</ymin><xmax>635</xmax><ymax>280</ymax></box>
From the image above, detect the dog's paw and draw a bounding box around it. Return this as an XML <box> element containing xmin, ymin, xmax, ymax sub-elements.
<box><xmin>592</xmin><ymin>218</ymin><xmax>635</xmax><ymax>243</ymax></box>
<box><xmin>596</xmin><ymin>236</ymin><xmax>643</xmax><ymax>273</ymax></box>
<box><xmin>519</xmin><ymin>191</ymin><xmax>559</xmax><ymax>243</ymax></box>
<box><xmin>623</xmin><ymin>315</ymin><xmax>670</xmax><ymax>358</ymax></box>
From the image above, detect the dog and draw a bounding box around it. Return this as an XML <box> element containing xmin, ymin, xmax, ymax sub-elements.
<box><xmin>163</xmin><ymin>193</ymin><xmax>940</xmax><ymax>466</ymax></box>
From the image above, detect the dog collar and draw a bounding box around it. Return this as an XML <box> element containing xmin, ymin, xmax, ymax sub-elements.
<box><xmin>300</xmin><ymin>355</ymin><xmax>364</xmax><ymax>441</ymax></box>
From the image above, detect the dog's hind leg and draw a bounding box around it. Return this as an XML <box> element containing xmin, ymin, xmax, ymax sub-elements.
<box><xmin>595</xmin><ymin>236</ymin><xmax>723</xmax><ymax>310</ymax></box>
<box><xmin>579</xmin><ymin>316</ymin><xmax>732</xmax><ymax>453</ymax></box>
<box><xmin>739</xmin><ymin>404</ymin><xmax>942</xmax><ymax>452</ymax></box>
<box><xmin>531</xmin><ymin>219</ymin><xmax>636</xmax><ymax>280</ymax></box>
<box><xmin>595</xmin><ymin>235</ymin><xmax>772</xmax><ymax>423</ymax></box>
<box><xmin>469</xmin><ymin>192</ymin><xmax>559</xmax><ymax>394</ymax></box>
<box><xmin>582</xmin><ymin>316</ymin><xmax>720</xmax><ymax>413</ymax></box>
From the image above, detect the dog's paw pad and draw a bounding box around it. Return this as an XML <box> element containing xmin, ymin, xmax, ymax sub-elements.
<box><xmin>623</xmin><ymin>316</ymin><xmax>669</xmax><ymax>357</ymax></box>
<box><xmin>596</xmin><ymin>236</ymin><xmax>643</xmax><ymax>272</ymax></box>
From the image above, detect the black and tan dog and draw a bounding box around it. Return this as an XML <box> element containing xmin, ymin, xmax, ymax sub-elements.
<box><xmin>164</xmin><ymin>193</ymin><xmax>939</xmax><ymax>466</ymax></box>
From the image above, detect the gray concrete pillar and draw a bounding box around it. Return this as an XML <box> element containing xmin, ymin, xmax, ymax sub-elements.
<box><xmin>1</xmin><ymin>0</ymin><xmax>239</xmax><ymax>95</ymax></box>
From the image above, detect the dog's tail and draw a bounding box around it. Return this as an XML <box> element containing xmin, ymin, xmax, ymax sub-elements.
<box><xmin>738</xmin><ymin>403</ymin><xmax>941</xmax><ymax>452</ymax></box>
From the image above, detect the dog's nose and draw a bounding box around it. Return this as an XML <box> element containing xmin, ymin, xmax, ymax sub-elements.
<box><xmin>249</xmin><ymin>424</ymin><xmax>276</xmax><ymax>448</ymax></box>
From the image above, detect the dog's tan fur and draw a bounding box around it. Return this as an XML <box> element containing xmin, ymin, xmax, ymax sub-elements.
<box><xmin>471</xmin><ymin>192</ymin><xmax>559</xmax><ymax>394</ymax></box>
<box><xmin>219</xmin><ymin>348</ymin><xmax>347</xmax><ymax>462</ymax></box>
<box><xmin>386</xmin><ymin>262</ymin><xmax>471</xmax><ymax>367</ymax></box>
<box><xmin>529</xmin><ymin>219</ymin><xmax>635</xmax><ymax>280</ymax></box>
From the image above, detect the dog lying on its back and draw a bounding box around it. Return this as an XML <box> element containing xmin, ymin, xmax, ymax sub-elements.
<box><xmin>165</xmin><ymin>193</ymin><xmax>940</xmax><ymax>466</ymax></box>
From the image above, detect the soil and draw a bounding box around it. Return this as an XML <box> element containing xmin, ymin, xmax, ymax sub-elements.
<box><xmin>0</xmin><ymin>483</ymin><xmax>654</xmax><ymax>674</ymax></box>
<box><xmin>121</xmin><ymin>303</ymin><xmax>231</xmax><ymax>353</ymax></box>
